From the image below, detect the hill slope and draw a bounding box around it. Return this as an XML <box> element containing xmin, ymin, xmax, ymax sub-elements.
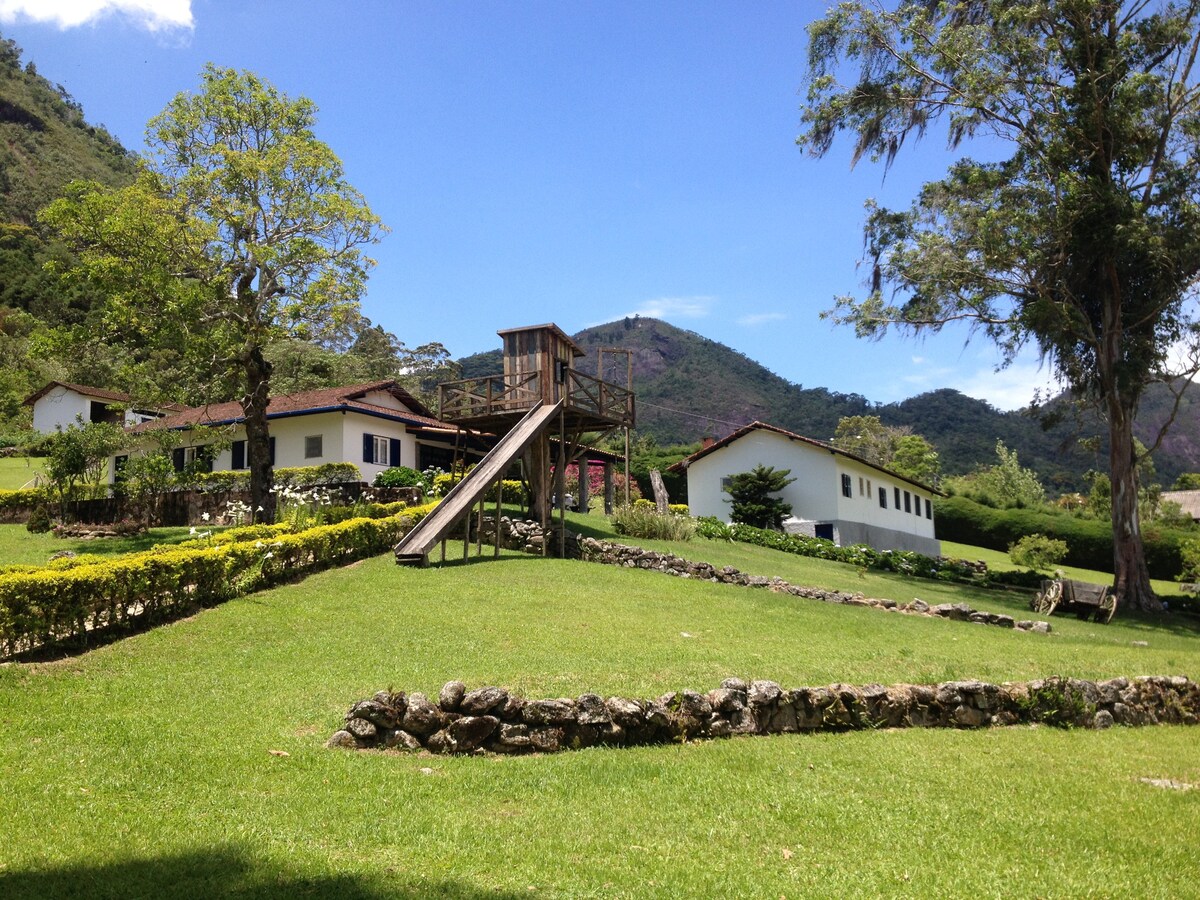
<box><xmin>459</xmin><ymin>317</ymin><xmax>1198</xmax><ymax>491</ymax></box>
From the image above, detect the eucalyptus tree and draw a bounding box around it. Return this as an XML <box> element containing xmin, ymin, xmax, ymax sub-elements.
<box><xmin>800</xmin><ymin>1</ymin><xmax>1200</xmax><ymax>610</ymax></box>
<box><xmin>44</xmin><ymin>65</ymin><xmax>384</xmax><ymax>521</ymax></box>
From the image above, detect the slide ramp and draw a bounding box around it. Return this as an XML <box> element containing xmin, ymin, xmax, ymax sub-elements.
<box><xmin>394</xmin><ymin>399</ymin><xmax>563</xmax><ymax>566</ymax></box>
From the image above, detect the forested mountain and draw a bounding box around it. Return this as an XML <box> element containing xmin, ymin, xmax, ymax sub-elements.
<box><xmin>460</xmin><ymin>317</ymin><xmax>1198</xmax><ymax>493</ymax></box>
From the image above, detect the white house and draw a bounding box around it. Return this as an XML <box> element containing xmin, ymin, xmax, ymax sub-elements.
<box><xmin>25</xmin><ymin>382</ymin><xmax>173</xmax><ymax>434</ymax></box>
<box><xmin>114</xmin><ymin>380</ymin><xmax>475</xmax><ymax>483</ymax></box>
<box><xmin>671</xmin><ymin>421</ymin><xmax>941</xmax><ymax>556</ymax></box>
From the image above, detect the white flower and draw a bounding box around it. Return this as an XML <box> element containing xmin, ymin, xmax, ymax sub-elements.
<box><xmin>256</xmin><ymin>506</ymin><xmax>264</xmax><ymax>512</ymax></box>
<box><xmin>201</xmin><ymin>512</ymin><xmax>211</xmax><ymax>522</ymax></box>
<box><xmin>263</xmin><ymin>551</ymin><xmax>274</xmax><ymax>559</ymax></box>
<box><xmin>189</xmin><ymin>527</ymin><xmax>197</xmax><ymax>535</ymax></box>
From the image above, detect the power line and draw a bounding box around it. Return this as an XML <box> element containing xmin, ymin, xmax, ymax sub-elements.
<box><xmin>636</xmin><ymin>399</ymin><xmax>749</xmax><ymax>431</ymax></box>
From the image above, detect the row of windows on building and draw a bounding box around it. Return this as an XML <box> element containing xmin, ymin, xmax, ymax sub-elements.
<box><xmin>116</xmin><ymin>432</ymin><xmax>402</xmax><ymax>476</ymax></box>
<box><xmin>840</xmin><ymin>473</ymin><xmax>932</xmax><ymax>519</ymax></box>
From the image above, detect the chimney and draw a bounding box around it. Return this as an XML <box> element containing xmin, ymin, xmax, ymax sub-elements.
<box><xmin>701</xmin><ymin>435</ymin><xmax>715</xmax><ymax>449</ymax></box>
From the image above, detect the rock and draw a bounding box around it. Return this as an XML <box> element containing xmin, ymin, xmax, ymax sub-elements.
<box><xmin>346</xmin><ymin>716</ymin><xmax>379</xmax><ymax>740</ymax></box>
<box><xmin>439</xmin><ymin>681</ymin><xmax>466</xmax><ymax>711</ymax></box>
<box><xmin>707</xmin><ymin>688</ymin><xmax>747</xmax><ymax>715</ymax></box>
<box><xmin>606</xmin><ymin>697</ymin><xmax>645</xmax><ymax>728</ymax></box>
<box><xmin>402</xmin><ymin>695</ymin><xmax>446</xmax><ymax>736</ymax></box>
<box><xmin>460</xmin><ymin>686</ymin><xmax>508</xmax><ymax>715</ymax></box>
<box><xmin>1031</xmin><ymin>621</ymin><xmax>1052</xmax><ymax>634</ymax></box>
<box><xmin>346</xmin><ymin>696</ymin><xmax>404</xmax><ymax>730</ymax></box>
<box><xmin>576</xmin><ymin>693</ymin><xmax>611</xmax><ymax>725</ymax></box>
<box><xmin>908</xmin><ymin>599</ymin><xmax>930</xmax><ymax>613</ymax></box>
<box><xmin>1092</xmin><ymin>709</ymin><xmax>1114</xmax><ymax>730</ymax></box>
<box><xmin>383</xmin><ymin>728</ymin><xmax>422</xmax><ymax>751</ymax></box>
<box><xmin>720</xmin><ymin>676</ymin><xmax>749</xmax><ymax>692</ymax></box>
<box><xmin>522</xmin><ymin>699</ymin><xmax>577</xmax><ymax>726</ymax></box>
<box><xmin>749</xmin><ymin>680</ymin><xmax>782</xmax><ymax>708</ymax></box>
<box><xmin>426</xmin><ymin>728</ymin><xmax>455</xmax><ymax>754</ymax></box>
<box><xmin>449</xmin><ymin>715</ymin><xmax>499</xmax><ymax>751</ymax></box>
<box><xmin>325</xmin><ymin>729</ymin><xmax>358</xmax><ymax>749</ymax></box>
<box><xmin>529</xmin><ymin>727</ymin><xmax>564</xmax><ymax>753</ymax></box>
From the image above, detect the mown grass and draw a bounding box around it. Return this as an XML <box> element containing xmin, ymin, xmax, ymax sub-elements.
<box><xmin>0</xmin><ymin>524</ymin><xmax>215</xmax><ymax>567</ymax></box>
<box><xmin>0</xmin><ymin>456</ymin><xmax>43</xmax><ymax>490</ymax></box>
<box><xmin>1</xmin><ymin>515</ymin><xmax>1198</xmax><ymax>897</ymax></box>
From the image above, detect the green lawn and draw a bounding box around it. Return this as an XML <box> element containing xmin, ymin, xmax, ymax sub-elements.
<box><xmin>0</xmin><ymin>456</ymin><xmax>44</xmax><ymax>490</ymax></box>
<box><xmin>1</xmin><ymin>515</ymin><xmax>1197</xmax><ymax>897</ymax></box>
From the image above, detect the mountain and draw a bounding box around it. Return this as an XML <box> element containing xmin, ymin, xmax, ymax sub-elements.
<box><xmin>459</xmin><ymin>317</ymin><xmax>1199</xmax><ymax>492</ymax></box>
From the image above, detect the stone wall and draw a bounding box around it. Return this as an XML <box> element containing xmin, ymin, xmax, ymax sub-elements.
<box><xmin>328</xmin><ymin>675</ymin><xmax>1200</xmax><ymax>756</ymax></box>
<box><xmin>475</xmin><ymin>517</ymin><xmax>1052</xmax><ymax>634</ymax></box>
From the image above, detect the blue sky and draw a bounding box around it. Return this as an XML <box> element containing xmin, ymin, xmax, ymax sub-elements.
<box><xmin>0</xmin><ymin>0</ymin><xmax>1063</xmax><ymax>410</ymax></box>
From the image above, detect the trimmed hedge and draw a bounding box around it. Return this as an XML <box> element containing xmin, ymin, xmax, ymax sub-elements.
<box><xmin>0</xmin><ymin>500</ymin><xmax>440</xmax><ymax>659</ymax></box>
<box><xmin>935</xmin><ymin>496</ymin><xmax>1189</xmax><ymax>580</ymax></box>
<box><xmin>0</xmin><ymin>488</ymin><xmax>45</xmax><ymax>510</ymax></box>
<box><xmin>187</xmin><ymin>462</ymin><xmax>362</xmax><ymax>492</ymax></box>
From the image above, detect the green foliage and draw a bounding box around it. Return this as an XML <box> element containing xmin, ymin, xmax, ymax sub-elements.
<box><xmin>189</xmin><ymin>463</ymin><xmax>361</xmax><ymax>493</ymax></box>
<box><xmin>42</xmin><ymin>420</ymin><xmax>124</xmax><ymax>511</ymax></box>
<box><xmin>1179</xmin><ymin>536</ymin><xmax>1200</xmax><ymax>584</ymax></box>
<box><xmin>944</xmin><ymin>442</ymin><xmax>1045</xmax><ymax>509</ymax></box>
<box><xmin>936</xmin><ymin>495</ymin><xmax>1191</xmax><ymax>581</ymax></box>
<box><xmin>0</xmin><ymin>500</ymin><xmax>439</xmax><ymax>657</ymax></box>
<box><xmin>1172</xmin><ymin>473</ymin><xmax>1200</xmax><ymax>490</ymax></box>
<box><xmin>611</xmin><ymin>505</ymin><xmax>696</xmax><ymax>542</ymax></box>
<box><xmin>24</xmin><ymin>504</ymin><xmax>50</xmax><ymax>534</ymax></box>
<box><xmin>1008</xmin><ymin>534</ymin><xmax>1069</xmax><ymax>574</ymax></box>
<box><xmin>373</xmin><ymin>466</ymin><xmax>427</xmax><ymax>490</ymax></box>
<box><xmin>890</xmin><ymin>434</ymin><xmax>940</xmax><ymax>486</ymax></box>
<box><xmin>831</xmin><ymin>415</ymin><xmax>908</xmax><ymax>466</ymax></box>
<box><xmin>723</xmin><ymin>464</ymin><xmax>795</xmax><ymax>530</ymax></box>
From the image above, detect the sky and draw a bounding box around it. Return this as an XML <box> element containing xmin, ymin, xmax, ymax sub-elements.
<box><xmin>0</xmin><ymin>0</ymin><xmax>1065</xmax><ymax>411</ymax></box>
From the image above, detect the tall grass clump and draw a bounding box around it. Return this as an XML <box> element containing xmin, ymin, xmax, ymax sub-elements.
<box><xmin>611</xmin><ymin>504</ymin><xmax>695</xmax><ymax>541</ymax></box>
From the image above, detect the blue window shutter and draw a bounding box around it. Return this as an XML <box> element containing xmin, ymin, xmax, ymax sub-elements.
<box><xmin>269</xmin><ymin>436</ymin><xmax>276</xmax><ymax>465</ymax></box>
<box><xmin>389</xmin><ymin>438</ymin><xmax>402</xmax><ymax>468</ymax></box>
<box><xmin>363</xmin><ymin>433</ymin><xmax>373</xmax><ymax>463</ymax></box>
<box><xmin>232</xmin><ymin>440</ymin><xmax>245</xmax><ymax>470</ymax></box>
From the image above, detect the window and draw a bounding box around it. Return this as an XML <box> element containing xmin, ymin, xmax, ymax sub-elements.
<box><xmin>373</xmin><ymin>435</ymin><xmax>389</xmax><ymax>465</ymax></box>
<box><xmin>232</xmin><ymin>440</ymin><xmax>246</xmax><ymax>470</ymax></box>
<box><xmin>363</xmin><ymin>433</ymin><xmax>402</xmax><ymax>467</ymax></box>
<box><xmin>858</xmin><ymin>476</ymin><xmax>864</xmax><ymax>496</ymax></box>
<box><xmin>894</xmin><ymin>487</ymin><xmax>901</xmax><ymax>509</ymax></box>
<box><xmin>721</xmin><ymin>476</ymin><xmax>732</xmax><ymax>492</ymax></box>
<box><xmin>925</xmin><ymin>497</ymin><xmax>933</xmax><ymax>519</ymax></box>
<box><xmin>878</xmin><ymin>487</ymin><xmax>887</xmax><ymax>509</ymax></box>
<box><xmin>903</xmin><ymin>490</ymin><xmax>912</xmax><ymax>513</ymax></box>
<box><xmin>841</xmin><ymin>473</ymin><xmax>852</xmax><ymax>498</ymax></box>
<box><xmin>305</xmin><ymin>435</ymin><xmax>323</xmax><ymax>459</ymax></box>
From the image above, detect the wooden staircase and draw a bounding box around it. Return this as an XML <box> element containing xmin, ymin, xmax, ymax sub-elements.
<box><xmin>393</xmin><ymin>399</ymin><xmax>564</xmax><ymax>566</ymax></box>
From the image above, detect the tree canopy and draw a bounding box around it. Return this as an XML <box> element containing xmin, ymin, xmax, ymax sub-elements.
<box><xmin>43</xmin><ymin>65</ymin><xmax>384</xmax><ymax>519</ymax></box>
<box><xmin>799</xmin><ymin>0</ymin><xmax>1200</xmax><ymax>610</ymax></box>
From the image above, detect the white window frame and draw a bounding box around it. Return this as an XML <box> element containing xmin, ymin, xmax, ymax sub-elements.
<box><xmin>373</xmin><ymin>435</ymin><xmax>389</xmax><ymax>466</ymax></box>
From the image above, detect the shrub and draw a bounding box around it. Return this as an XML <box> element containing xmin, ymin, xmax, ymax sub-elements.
<box><xmin>724</xmin><ymin>465</ymin><xmax>795</xmax><ymax>529</ymax></box>
<box><xmin>611</xmin><ymin>505</ymin><xmax>696</xmax><ymax>541</ymax></box>
<box><xmin>1009</xmin><ymin>534</ymin><xmax>1069</xmax><ymax>572</ymax></box>
<box><xmin>373</xmin><ymin>466</ymin><xmax>427</xmax><ymax>490</ymax></box>
<box><xmin>25</xmin><ymin>505</ymin><xmax>51</xmax><ymax>534</ymax></box>
<box><xmin>1180</xmin><ymin>536</ymin><xmax>1200</xmax><ymax>584</ymax></box>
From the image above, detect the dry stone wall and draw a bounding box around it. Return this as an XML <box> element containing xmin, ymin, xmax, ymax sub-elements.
<box><xmin>477</xmin><ymin>517</ymin><xmax>1052</xmax><ymax>633</ymax></box>
<box><xmin>328</xmin><ymin>675</ymin><xmax>1200</xmax><ymax>756</ymax></box>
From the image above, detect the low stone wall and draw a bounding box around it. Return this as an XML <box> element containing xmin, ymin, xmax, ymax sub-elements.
<box><xmin>475</xmin><ymin>517</ymin><xmax>1051</xmax><ymax>634</ymax></box>
<box><xmin>328</xmin><ymin>675</ymin><xmax>1200</xmax><ymax>755</ymax></box>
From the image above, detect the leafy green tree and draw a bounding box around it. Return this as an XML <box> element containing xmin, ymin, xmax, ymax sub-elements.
<box><xmin>890</xmin><ymin>434</ymin><xmax>940</xmax><ymax>486</ymax></box>
<box><xmin>1172</xmin><ymin>473</ymin><xmax>1200</xmax><ymax>491</ymax></box>
<box><xmin>724</xmin><ymin>464</ymin><xmax>795</xmax><ymax>530</ymax></box>
<box><xmin>1009</xmin><ymin>534</ymin><xmax>1069</xmax><ymax>573</ymax></box>
<box><xmin>831</xmin><ymin>415</ymin><xmax>908</xmax><ymax>467</ymax></box>
<box><xmin>43</xmin><ymin>419</ymin><xmax>125</xmax><ymax>517</ymax></box>
<box><xmin>43</xmin><ymin>65</ymin><xmax>384</xmax><ymax>521</ymax></box>
<box><xmin>800</xmin><ymin>2</ymin><xmax>1200</xmax><ymax>611</ymax></box>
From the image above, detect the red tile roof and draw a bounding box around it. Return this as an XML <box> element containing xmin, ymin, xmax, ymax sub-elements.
<box><xmin>131</xmin><ymin>381</ymin><xmax>442</xmax><ymax>432</ymax></box>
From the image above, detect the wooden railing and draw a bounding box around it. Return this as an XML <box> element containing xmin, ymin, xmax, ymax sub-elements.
<box><xmin>565</xmin><ymin>369</ymin><xmax>635</xmax><ymax>426</ymax></box>
<box><xmin>438</xmin><ymin>369</ymin><xmax>634</xmax><ymax>427</ymax></box>
<box><xmin>438</xmin><ymin>372</ymin><xmax>542</xmax><ymax>421</ymax></box>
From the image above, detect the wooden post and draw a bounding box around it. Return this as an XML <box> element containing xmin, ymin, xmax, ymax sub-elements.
<box><xmin>557</xmin><ymin>407</ymin><xmax>567</xmax><ymax>558</ymax></box>
<box><xmin>604</xmin><ymin>462</ymin><xmax>614</xmax><ymax>514</ymax></box>
<box><xmin>494</xmin><ymin>479</ymin><xmax>502</xmax><ymax>558</ymax></box>
<box><xmin>624</xmin><ymin>426</ymin><xmax>631</xmax><ymax>507</ymax></box>
<box><xmin>476</xmin><ymin>497</ymin><xmax>483</xmax><ymax>556</ymax></box>
<box><xmin>577</xmin><ymin>457</ymin><xmax>590</xmax><ymax>514</ymax></box>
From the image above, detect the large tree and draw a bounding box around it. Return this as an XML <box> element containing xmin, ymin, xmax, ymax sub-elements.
<box><xmin>44</xmin><ymin>65</ymin><xmax>383</xmax><ymax>520</ymax></box>
<box><xmin>800</xmin><ymin>1</ymin><xmax>1200</xmax><ymax>611</ymax></box>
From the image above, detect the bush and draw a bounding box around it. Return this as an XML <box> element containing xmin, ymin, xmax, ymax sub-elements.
<box><xmin>25</xmin><ymin>505</ymin><xmax>51</xmax><ymax>534</ymax></box>
<box><xmin>189</xmin><ymin>463</ymin><xmax>361</xmax><ymax>492</ymax></box>
<box><xmin>373</xmin><ymin>466</ymin><xmax>427</xmax><ymax>490</ymax></box>
<box><xmin>0</xmin><ymin>500</ymin><xmax>441</xmax><ymax>658</ymax></box>
<box><xmin>1009</xmin><ymin>534</ymin><xmax>1069</xmax><ymax>572</ymax></box>
<box><xmin>611</xmin><ymin>505</ymin><xmax>696</xmax><ymax>541</ymax></box>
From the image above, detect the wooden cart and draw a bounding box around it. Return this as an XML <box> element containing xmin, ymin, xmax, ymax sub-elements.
<box><xmin>1031</xmin><ymin>578</ymin><xmax>1118</xmax><ymax>623</ymax></box>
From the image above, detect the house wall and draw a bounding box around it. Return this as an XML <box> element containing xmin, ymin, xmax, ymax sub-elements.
<box><xmin>32</xmin><ymin>386</ymin><xmax>138</xmax><ymax>433</ymax></box>
<box><xmin>684</xmin><ymin>429</ymin><xmax>939</xmax><ymax>556</ymax></box>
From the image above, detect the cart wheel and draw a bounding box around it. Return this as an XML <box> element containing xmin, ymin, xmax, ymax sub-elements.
<box><xmin>1097</xmin><ymin>591</ymin><xmax>1117</xmax><ymax>624</ymax></box>
<box><xmin>1033</xmin><ymin>581</ymin><xmax>1061</xmax><ymax>616</ymax></box>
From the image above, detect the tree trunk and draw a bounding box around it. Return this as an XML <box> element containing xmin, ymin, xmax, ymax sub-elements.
<box><xmin>242</xmin><ymin>346</ymin><xmax>276</xmax><ymax>524</ymax></box>
<box><xmin>1107</xmin><ymin>395</ymin><xmax>1161</xmax><ymax>612</ymax></box>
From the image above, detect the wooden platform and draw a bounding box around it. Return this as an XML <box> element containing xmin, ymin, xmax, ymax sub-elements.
<box><xmin>438</xmin><ymin>369</ymin><xmax>634</xmax><ymax>434</ymax></box>
<box><xmin>393</xmin><ymin>399</ymin><xmax>564</xmax><ymax>566</ymax></box>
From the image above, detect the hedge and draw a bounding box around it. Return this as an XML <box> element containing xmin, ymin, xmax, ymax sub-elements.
<box><xmin>0</xmin><ymin>500</ymin><xmax>440</xmax><ymax>659</ymax></box>
<box><xmin>934</xmin><ymin>496</ymin><xmax>1189</xmax><ymax>580</ymax></box>
<box><xmin>187</xmin><ymin>462</ymin><xmax>362</xmax><ymax>492</ymax></box>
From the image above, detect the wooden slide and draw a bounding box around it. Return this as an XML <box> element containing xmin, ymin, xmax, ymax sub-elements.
<box><xmin>393</xmin><ymin>399</ymin><xmax>563</xmax><ymax>566</ymax></box>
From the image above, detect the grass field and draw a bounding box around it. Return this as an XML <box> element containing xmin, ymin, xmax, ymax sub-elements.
<box><xmin>1</xmin><ymin>513</ymin><xmax>1197</xmax><ymax>897</ymax></box>
<box><xmin>0</xmin><ymin>456</ymin><xmax>44</xmax><ymax>490</ymax></box>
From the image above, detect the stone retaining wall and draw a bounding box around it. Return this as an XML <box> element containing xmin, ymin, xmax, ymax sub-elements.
<box><xmin>328</xmin><ymin>675</ymin><xmax>1200</xmax><ymax>756</ymax></box>
<box><xmin>476</xmin><ymin>517</ymin><xmax>1051</xmax><ymax>633</ymax></box>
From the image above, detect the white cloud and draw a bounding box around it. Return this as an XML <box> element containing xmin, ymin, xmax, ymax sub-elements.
<box><xmin>957</xmin><ymin>360</ymin><xmax>1064</xmax><ymax>411</ymax></box>
<box><xmin>620</xmin><ymin>296</ymin><xmax>713</xmax><ymax>320</ymax></box>
<box><xmin>737</xmin><ymin>312</ymin><xmax>787</xmax><ymax>327</ymax></box>
<box><xmin>0</xmin><ymin>0</ymin><xmax>193</xmax><ymax>31</ymax></box>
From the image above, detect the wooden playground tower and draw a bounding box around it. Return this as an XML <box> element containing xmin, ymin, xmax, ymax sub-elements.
<box><xmin>394</xmin><ymin>323</ymin><xmax>635</xmax><ymax>565</ymax></box>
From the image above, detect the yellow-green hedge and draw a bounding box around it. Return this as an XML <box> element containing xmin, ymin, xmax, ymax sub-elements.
<box><xmin>0</xmin><ymin>500</ymin><xmax>440</xmax><ymax>659</ymax></box>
